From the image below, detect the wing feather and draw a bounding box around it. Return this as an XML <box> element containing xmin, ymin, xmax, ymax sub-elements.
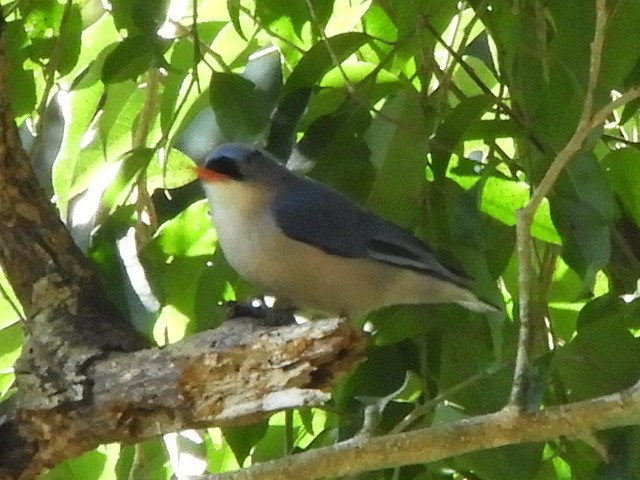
<box><xmin>272</xmin><ymin>179</ymin><xmax>469</xmax><ymax>287</ymax></box>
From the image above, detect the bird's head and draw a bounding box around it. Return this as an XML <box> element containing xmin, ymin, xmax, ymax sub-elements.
<box><xmin>195</xmin><ymin>144</ymin><xmax>285</xmax><ymax>187</ymax></box>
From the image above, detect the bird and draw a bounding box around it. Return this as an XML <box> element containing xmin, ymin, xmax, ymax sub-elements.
<box><xmin>195</xmin><ymin>143</ymin><xmax>498</xmax><ymax>319</ymax></box>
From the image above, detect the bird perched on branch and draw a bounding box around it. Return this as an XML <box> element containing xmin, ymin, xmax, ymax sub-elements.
<box><xmin>196</xmin><ymin>144</ymin><xmax>497</xmax><ymax>319</ymax></box>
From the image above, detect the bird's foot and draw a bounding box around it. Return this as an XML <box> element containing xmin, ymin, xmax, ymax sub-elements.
<box><xmin>224</xmin><ymin>300</ymin><xmax>296</xmax><ymax>326</ymax></box>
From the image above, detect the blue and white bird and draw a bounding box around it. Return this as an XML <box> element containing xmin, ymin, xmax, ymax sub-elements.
<box><xmin>196</xmin><ymin>143</ymin><xmax>497</xmax><ymax>319</ymax></box>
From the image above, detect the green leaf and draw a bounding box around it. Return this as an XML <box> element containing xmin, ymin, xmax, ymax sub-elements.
<box><xmin>255</xmin><ymin>0</ymin><xmax>333</xmax><ymax>42</ymax></box>
<box><xmin>333</xmin><ymin>342</ymin><xmax>415</xmax><ymax>413</ymax></box>
<box><xmin>364</xmin><ymin>88</ymin><xmax>428</xmax><ymax>227</ymax></box>
<box><xmin>431</xmin><ymin>94</ymin><xmax>495</xmax><ymax>178</ymax></box>
<box><xmin>366</xmin><ymin>305</ymin><xmax>442</xmax><ymax>346</ymax></box>
<box><xmin>101</xmin><ymin>148</ymin><xmax>154</xmax><ymax>212</ymax></box>
<box><xmin>439</xmin><ymin>315</ymin><xmax>512</xmax><ymax>414</ymax></box>
<box><xmin>160</xmin><ymin>35</ymin><xmax>211</xmax><ymax>136</ymax></box>
<box><xmin>456</xmin><ymin>443</ymin><xmax>544</xmax><ymax>480</ymax></box>
<box><xmin>62</xmin><ymin>13</ymin><xmax>120</xmax><ymax>87</ymax></box>
<box><xmin>41</xmin><ymin>445</ymin><xmax>122</xmax><ymax>480</ymax></box>
<box><xmin>4</xmin><ymin>22</ymin><xmax>36</xmax><ymax>117</ymax></box>
<box><xmin>20</xmin><ymin>0</ymin><xmax>64</xmax><ymax>35</ymax></box>
<box><xmin>109</xmin><ymin>0</ymin><xmax>138</xmax><ymax>34</ymax></box>
<box><xmin>0</xmin><ymin>374</ymin><xmax>15</xmax><ymax>399</ymax></box>
<box><xmin>102</xmin><ymin>35</ymin><xmax>157</xmax><ymax>84</ymax></box>
<box><xmin>360</xmin><ymin>3</ymin><xmax>398</xmax><ymax>43</ymax></box>
<box><xmin>115</xmin><ymin>439</ymin><xmax>170</xmax><ymax>479</ymax></box>
<box><xmin>281</xmin><ymin>32</ymin><xmax>372</xmax><ymax>98</ymax></box>
<box><xmin>147</xmin><ymin>148</ymin><xmax>197</xmax><ymax>191</ymax></box>
<box><xmin>452</xmin><ymin>175</ymin><xmax>561</xmax><ymax>244</ymax></box>
<box><xmin>222</xmin><ymin>421</ymin><xmax>269</xmax><ymax>465</ymax></box>
<box><xmin>226</xmin><ymin>0</ymin><xmax>246</xmax><ymax>39</ymax></box>
<box><xmin>599</xmin><ymin>0</ymin><xmax>640</xmax><ymax>93</ymax></box>
<box><xmin>67</xmin><ymin>83</ymin><xmax>148</xmax><ymax>203</ymax></box>
<box><xmin>205</xmin><ymin>429</ymin><xmax>242</xmax><ymax>472</ymax></box>
<box><xmin>0</xmin><ymin>269</ymin><xmax>21</xmax><ymax>329</ymax></box>
<box><xmin>266</xmin><ymin>87</ymin><xmax>313</xmax><ymax>158</ymax></box>
<box><xmin>0</xmin><ymin>323</ymin><xmax>23</xmax><ymax>370</ymax></box>
<box><xmin>325</xmin><ymin>0</ymin><xmax>371</xmax><ymax>36</ymax></box>
<box><xmin>57</xmin><ymin>5</ymin><xmax>82</xmax><ymax>75</ymax></box>
<box><xmin>452</xmin><ymin>56</ymin><xmax>499</xmax><ymax>97</ymax></box>
<box><xmin>602</xmin><ymin>148</ymin><xmax>640</xmax><ymax>226</ymax></box>
<box><xmin>551</xmin><ymin>196</ymin><xmax>611</xmax><ymax>288</ymax></box>
<box><xmin>563</xmin><ymin>152</ymin><xmax>618</xmax><ymax>222</ymax></box>
<box><xmin>142</xmin><ymin>201</ymin><xmax>231</xmax><ymax>335</ymax></box>
<box><xmin>209</xmin><ymin>72</ymin><xmax>271</xmax><ymax>140</ymax></box>
<box><xmin>132</xmin><ymin>0</ymin><xmax>170</xmax><ymax>35</ymax></box>
<box><xmin>52</xmin><ymin>82</ymin><xmax>104</xmax><ymax>215</ymax></box>
<box><xmin>87</xmin><ymin>206</ymin><xmax>138</xmax><ymax>323</ymax></box>
<box><xmin>98</xmin><ymin>81</ymin><xmax>138</xmax><ymax>148</ymax></box>
<box><xmin>552</xmin><ymin>317</ymin><xmax>640</xmax><ymax>401</ymax></box>
<box><xmin>152</xmin><ymin>200</ymin><xmax>216</xmax><ymax>257</ymax></box>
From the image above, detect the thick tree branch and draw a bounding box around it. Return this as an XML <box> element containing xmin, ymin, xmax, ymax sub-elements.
<box><xmin>206</xmin><ymin>380</ymin><xmax>640</xmax><ymax>480</ymax></box>
<box><xmin>1</xmin><ymin>317</ymin><xmax>364</xmax><ymax>479</ymax></box>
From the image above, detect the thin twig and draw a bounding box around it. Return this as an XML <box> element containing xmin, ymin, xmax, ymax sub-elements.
<box><xmin>237</xmin><ymin>4</ymin><xmax>305</xmax><ymax>54</ymax></box>
<box><xmin>390</xmin><ymin>361</ymin><xmax>515</xmax><ymax>434</ymax></box>
<box><xmin>303</xmin><ymin>0</ymin><xmax>356</xmax><ymax>96</ymax></box>
<box><xmin>33</xmin><ymin>0</ymin><xmax>74</xmax><ymax>138</ymax></box>
<box><xmin>590</xmin><ymin>86</ymin><xmax>640</xmax><ymax>130</ymax></box>
<box><xmin>169</xmin><ymin>19</ymin><xmax>234</xmax><ymax>73</ymax></box>
<box><xmin>508</xmin><ymin>0</ymin><xmax>608</xmax><ymax>409</ymax></box>
<box><xmin>527</xmin><ymin>0</ymin><xmax>607</xmax><ymax>214</ymax></box>
<box><xmin>133</xmin><ymin>69</ymin><xmax>160</xmax><ymax>246</ymax></box>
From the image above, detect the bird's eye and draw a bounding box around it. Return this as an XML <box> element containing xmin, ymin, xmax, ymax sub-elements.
<box><xmin>206</xmin><ymin>155</ymin><xmax>244</xmax><ymax>180</ymax></box>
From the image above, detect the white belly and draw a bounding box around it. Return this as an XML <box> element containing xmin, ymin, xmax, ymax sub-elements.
<box><xmin>211</xmin><ymin>202</ymin><xmax>283</xmax><ymax>285</ymax></box>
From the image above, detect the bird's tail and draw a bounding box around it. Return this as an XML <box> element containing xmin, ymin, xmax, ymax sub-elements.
<box><xmin>456</xmin><ymin>290</ymin><xmax>502</xmax><ymax>313</ymax></box>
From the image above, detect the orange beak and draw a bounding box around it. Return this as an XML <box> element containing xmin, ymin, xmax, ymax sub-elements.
<box><xmin>194</xmin><ymin>165</ymin><xmax>229</xmax><ymax>183</ymax></box>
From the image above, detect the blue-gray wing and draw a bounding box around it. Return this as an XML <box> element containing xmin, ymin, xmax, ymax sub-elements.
<box><xmin>272</xmin><ymin>179</ymin><xmax>469</xmax><ymax>287</ymax></box>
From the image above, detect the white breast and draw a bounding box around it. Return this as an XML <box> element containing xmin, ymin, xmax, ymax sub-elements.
<box><xmin>203</xmin><ymin>181</ymin><xmax>283</xmax><ymax>285</ymax></box>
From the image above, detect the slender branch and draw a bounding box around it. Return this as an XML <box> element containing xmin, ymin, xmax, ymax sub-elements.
<box><xmin>303</xmin><ymin>0</ymin><xmax>356</xmax><ymax>96</ymax></box>
<box><xmin>390</xmin><ymin>362</ymin><xmax>512</xmax><ymax>434</ymax></box>
<box><xmin>132</xmin><ymin>68</ymin><xmax>160</xmax><ymax>246</ymax></box>
<box><xmin>33</xmin><ymin>0</ymin><xmax>74</xmax><ymax>137</ymax></box>
<box><xmin>590</xmin><ymin>86</ymin><xmax>640</xmax><ymax>130</ymax></box>
<box><xmin>509</xmin><ymin>0</ymin><xmax>608</xmax><ymax>409</ymax></box>
<box><xmin>206</xmin><ymin>381</ymin><xmax>640</xmax><ymax>480</ymax></box>
<box><xmin>236</xmin><ymin>4</ymin><xmax>305</xmax><ymax>54</ymax></box>
<box><xmin>510</xmin><ymin>209</ymin><xmax>535</xmax><ymax>407</ymax></box>
<box><xmin>526</xmin><ymin>0</ymin><xmax>607</xmax><ymax>215</ymax></box>
<box><xmin>169</xmin><ymin>20</ymin><xmax>235</xmax><ymax>73</ymax></box>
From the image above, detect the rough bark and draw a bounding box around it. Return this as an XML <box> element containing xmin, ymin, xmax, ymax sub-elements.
<box><xmin>1</xmin><ymin>317</ymin><xmax>363</xmax><ymax>479</ymax></box>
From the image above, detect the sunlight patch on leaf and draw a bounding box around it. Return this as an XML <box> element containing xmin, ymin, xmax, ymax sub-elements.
<box><xmin>452</xmin><ymin>175</ymin><xmax>561</xmax><ymax>244</ymax></box>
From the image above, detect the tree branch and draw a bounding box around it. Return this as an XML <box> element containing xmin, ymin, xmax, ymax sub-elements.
<box><xmin>204</xmin><ymin>380</ymin><xmax>640</xmax><ymax>480</ymax></box>
<box><xmin>509</xmin><ymin>0</ymin><xmax>608</xmax><ymax>409</ymax></box>
<box><xmin>1</xmin><ymin>317</ymin><xmax>364</xmax><ymax>479</ymax></box>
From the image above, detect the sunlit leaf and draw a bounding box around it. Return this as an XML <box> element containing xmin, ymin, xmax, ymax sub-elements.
<box><xmin>431</xmin><ymin>94</ymin><xmax>496</xmax><ymax>178</ymax></box>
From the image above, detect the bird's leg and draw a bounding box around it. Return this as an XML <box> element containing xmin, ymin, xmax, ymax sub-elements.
<box><xmin>223</xmin><ymin>300</ymin><xmax>264</xmax><ymax>320</ymax></box>
<box><xmin>264</xmin><ymin>297</ymin><xmax>297</xmax><ymax>326</ymax></box>
<box><xmin>223</xmin><ymin>297</ymin><xmax>296</xmax><ymax>326</ymax></box>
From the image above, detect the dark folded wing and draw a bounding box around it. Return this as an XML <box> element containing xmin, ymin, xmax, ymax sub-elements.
<box><xmin>272</xmin><ymin>179</ymin><xmax>469</xmax><ymax>287</ymax></box>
